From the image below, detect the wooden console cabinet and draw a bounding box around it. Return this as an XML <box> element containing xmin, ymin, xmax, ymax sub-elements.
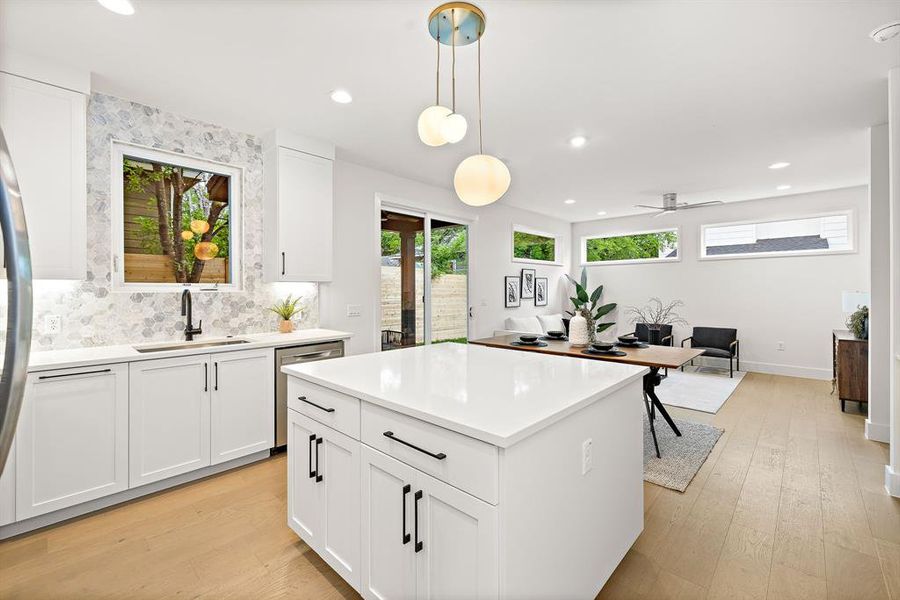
<box><xmin>833</xmin><ymin>329</ymin><xmax>868</xmax><ymax>413</ymax></box>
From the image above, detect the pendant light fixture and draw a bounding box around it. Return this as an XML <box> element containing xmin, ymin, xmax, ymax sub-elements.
<box><xmin>417</xmin><ymin>13</ymin><xmax>452</xmax><ymax>146</ymax></box>
<box><xmin>423</xmin><ymin>2</ymin><xmax>510</xmax><ymax>206</ymax></box>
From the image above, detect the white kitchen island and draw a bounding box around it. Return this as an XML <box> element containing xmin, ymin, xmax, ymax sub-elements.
<box><xmin>282</xmin><ymin>342</ymin><xmax>648</xmax><ymax>599</ymax></box>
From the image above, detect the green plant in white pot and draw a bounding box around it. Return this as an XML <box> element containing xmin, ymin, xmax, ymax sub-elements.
<box><xmin>269</xmin><ymin>295</ymin><xmax>303</xmax><ymax>333</ymax></box>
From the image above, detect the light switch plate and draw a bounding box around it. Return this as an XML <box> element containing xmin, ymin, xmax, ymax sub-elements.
<box><xmin>44</xmin><ymin>315</ymin><xmax>62</xmax><ymax>335</ymax></box>
<box><xmin>581</xmin><ymin>438</ymin><xmax>593</xmax><ymax>475</ymax></box>
<box><xmin>346</xmin><ymin>304</ymin><xmax>362</xmax><ymax>318</ymax></box>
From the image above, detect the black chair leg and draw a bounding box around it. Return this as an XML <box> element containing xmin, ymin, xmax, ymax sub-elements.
<box><xmin>729</xmin><ymin>356</ymin><xmax>733</xmax><ymax>378</ymax></box>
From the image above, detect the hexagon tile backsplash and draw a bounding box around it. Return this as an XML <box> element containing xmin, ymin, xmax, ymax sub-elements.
<box><xmin>4</xmin><ymin>93</ymin><xmax>318</xmax><ymax>352</ymax></box>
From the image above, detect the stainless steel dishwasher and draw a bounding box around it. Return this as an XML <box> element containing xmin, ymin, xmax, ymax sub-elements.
<box><xmin>275</xmin><ymin>341</ymin><xmax>344</xmax><ymax>449</ymax></box>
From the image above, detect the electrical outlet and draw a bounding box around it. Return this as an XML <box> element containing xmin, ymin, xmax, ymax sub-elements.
<box><xmin>44</xmin><ymin>315</ymin><xmax>62</xmax><ymax>335</ymax></box>
<box><xmin>346</xmin><ymin>304</ymin><xmax>362</xmax><ymax>318</ymax></box>
<box><xmin>777</xmin><ymin>341</ymin><xmax>785</xmax><ymax>351</ymax></box>
<box><xmin>581</xmin><ymin>438</ymin><xmax>593</xmax><ymax>475</ymax></box>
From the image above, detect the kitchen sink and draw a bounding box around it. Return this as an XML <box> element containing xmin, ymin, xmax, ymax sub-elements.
<box><xmin>133</xmin><ymin>338</ymin><xmax>250</xmax><ymax>353</ymax></box>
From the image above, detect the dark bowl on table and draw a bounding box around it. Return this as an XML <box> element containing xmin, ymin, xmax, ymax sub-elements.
<box><xmin>545</xmin><ymin>330</ymin><xmax>565</xmax><ymax>339</ymax></box>
<box><xmin>519</xmin><ymin>334</ymin><xmax>539</xmax><ymax>344</ymax></box>
<box><xmin>617</xmin><ymin>335</ymin><xmax>639</xmax><ymax>344</ymax></box>
<box><xmin>590</xmin><ymin>342</ymin><xmax>616</xmax><ymax>352</ymax></box>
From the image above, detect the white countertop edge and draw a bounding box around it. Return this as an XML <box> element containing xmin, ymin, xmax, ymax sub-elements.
<box><xmin>283</xmin><ymin>365</ymin><xmax>649</xmax><ymax>448</ymax></box>
<box><xmin>27</xmin><ymin>328</ymin><xmax>353</xmax><ymax>373</ymax></box>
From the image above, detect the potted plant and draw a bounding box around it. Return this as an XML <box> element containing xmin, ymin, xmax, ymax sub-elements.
<box><xmin>269</xmin><ymin>295</ymin><xmax>303</xmax><ymax>333</ymax></box>
<box><xmin>565</xmin><ymin>268</ymin><xmax>616</xmax><ymax>345</ymax></box>
<box><xmin>846</xmin><ymin>305</ymin><xmax>868</xmax><ymax>340</ymax></box>
<box><xmin>625</xmin><ymin>298</ymin><xmax>688</xmax><ymax>345</ymax></box>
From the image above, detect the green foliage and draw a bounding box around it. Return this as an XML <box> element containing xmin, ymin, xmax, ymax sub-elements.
<box><xmin>565</xmin><ymin>267</ymin><xmax>616</xmax><ymax>334</ymax></box>
<box><xmin>846</xmin><ymin>305</ymin><xmax>869</xmax><ymax>340</ymax></box>
<box><xmin>381</xmin><ymin>231</ymin><xmax>400</xmax><ymax>256</ymax></box>
<box><xmin>269</xmin><ymin>295</ymin><xmax>304</xmax><ymax>321</ymax></box>
<box><xmin>513</xmin><ymin>231</ymin><xmax>556</xmax><ymax>262</ymax></box>
<box><xmin>380</xmin><ymin>225</ymin><xmax>467</xmax><ymax>280</ymax></box>
<box><xmin>585</xmin><ymin>231</ymin><xmax>677</xmax><ymax>262</ymax></box>
<box><xmin>433</xmin><ymin>337</ymin><xmax>468</xmax><ymax>344</ymax></box>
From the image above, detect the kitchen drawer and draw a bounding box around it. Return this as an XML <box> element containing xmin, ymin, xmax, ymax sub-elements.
<box><xmin>360</xmin><ymin>403</ymin><xmax>498</xmax><ymax>505</ymax></box>
<box><xmin>288</xmin><ymin>378</ymin><xmax>360</xmax><ymax>440</ymax></box>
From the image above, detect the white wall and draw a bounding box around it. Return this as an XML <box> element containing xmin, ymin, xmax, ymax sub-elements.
<box><xmin>320</xmin><ymin>161</ymin><xmax>570</xmax><ymax>355</ymax></box>
<box><xmin>888</xmin><ymin>67</ymin><xmax>900</xmax><ymax>498</ymax></box>
<box><xmin>868</xmin><ymin>123</ymin><xmax>890</xmax><ymax>443</ymax></box>
<box><xmin>571</xmin><ymin>186</ymin><xmax>869</xmax><ymax>379</ymax></box>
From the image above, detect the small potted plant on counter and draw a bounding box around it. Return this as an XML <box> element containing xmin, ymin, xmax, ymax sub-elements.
<box><xmin>846</xmin><ymin>305</ymin><xmax>869</xmax><ymax>340</ymax></box>
<box><xmin>269</xmin><ymin>295</ymin><xmax>303</xmax><ymax>333</ymax></box>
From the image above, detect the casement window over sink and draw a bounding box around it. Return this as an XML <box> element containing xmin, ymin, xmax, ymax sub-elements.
<box><xmin>110</xmin><ymin>141</ymin><xmax>243</xmax><ymax>291</ymax></box>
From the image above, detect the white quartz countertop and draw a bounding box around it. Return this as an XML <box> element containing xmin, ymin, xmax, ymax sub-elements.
<box><xmin>282</xmin><ymin>343</ymin><xmax>648</xmax><ymax>447</ymax></box>
<box><xmin>27</xmin><ymin>328</ymin><xmax>352</xmax><ymax>373</ymax></box>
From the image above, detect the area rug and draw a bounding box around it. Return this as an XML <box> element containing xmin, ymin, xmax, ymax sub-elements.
<box><xmin>643</xmin><ymin>414</ymin><xmax>723</xmax><ymax>492</ymax></box>
<box><xmin>655</xmin><ymin>367</ymin><xmax>745</xmax><ymax>414</ymax></box>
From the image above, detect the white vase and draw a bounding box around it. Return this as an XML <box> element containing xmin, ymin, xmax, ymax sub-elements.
<box><xmin>569</xmin><ymin>314</ymin><xmax>589</xmax><ymax>346</ymax></box>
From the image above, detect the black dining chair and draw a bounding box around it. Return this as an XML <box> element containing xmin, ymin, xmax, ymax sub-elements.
<box><xmin>681</xmin><ymin>327</ymin><xmax>740</xmax><ymax>377</ymax></box>
<box><xmin>628</xmin><ymin>323</ymin><xmax>674</xmax><ymax>347</ymax></box>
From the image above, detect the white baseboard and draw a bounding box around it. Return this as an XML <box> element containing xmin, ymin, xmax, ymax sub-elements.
<box><xmin>693</xmin><ymin>357</ymin><xmax>831</xmax><ymax>380</ymax></box>
<box><xmin>886</xmin><ymin>465</ymin><xmax>900</xmax><ymax>498</ymax></box>
<box><xmin>865</xmin><ymin>419</ymin><xmax>891</xmax><ymax>443</ymax></box>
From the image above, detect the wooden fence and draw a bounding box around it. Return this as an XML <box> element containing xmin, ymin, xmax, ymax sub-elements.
<box><xmin>124</xmin><ymin>253</ymin><xmax>228</xmax><ymax>284</ymax></box>
<box><xmin>380</xmin><ymin>266</ymin><xmax>468</xmax><ymax>343</ymax></box>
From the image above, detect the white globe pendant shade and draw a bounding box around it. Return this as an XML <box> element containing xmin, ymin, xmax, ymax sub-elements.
<box><xmin>417</xmin><ymin>105</ymin><xmax>452</xmax><ymax>146</ymax></box>
<box><xmin>453</xmin><ymin>154</ymin><xmax>511</xmax><ymax>206</ymax></box>
<box><xmin>440</xmin><ymin>112</ymin><xmax>467</xmax><ymax>144</ymax></box>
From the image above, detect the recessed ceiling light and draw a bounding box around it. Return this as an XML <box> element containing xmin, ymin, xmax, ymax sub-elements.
<box><xmin>564</xmin><ymin>199</ymin><xmax>576</xmax><ymax>205</ymax></box>
<box><xmin>776</xmin><ymin>184</ymin><xmax>792</xmax><ymax>191</ymax></box>
<box><xmin>870</xmin><ymin>21</ymin><xmax>900</xmax><ymax>43</ymax></box>
<box><xmin>768</xmin><ymin>162</ymin><xmax>790</xmax><ymax>169</ymax></box>
<box><xmin>569</xmin><ymin>135</ymin><xmax>587</xmax><ymax>148</ymax></box>
<box><xmin>596</xmin><ymin>211</ymin><xmax>607</xmax><ymax>216</ymax></box>
<box><xmin>329</xmin><ymin>89</ymin><xmax>353</xmax><ymax>104</ymax></box>
<box><xmin>97</xmin><ymin>0</ymin><xmax>134</xmax><ymax>15</ymax></box>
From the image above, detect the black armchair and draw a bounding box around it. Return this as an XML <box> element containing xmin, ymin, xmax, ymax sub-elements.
<box><xmin>629</xmin><ymin>323</ymin><xmax>674</xmax><ymax>346</ymax></box>
<box><xmin>681</xmin><ymin>327</ymin><xmax>740</xmax><ymax>377</ymax></box>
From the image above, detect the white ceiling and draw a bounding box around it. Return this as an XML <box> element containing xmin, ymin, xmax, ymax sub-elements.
<box><xmin>1</xmin><ymin>0</ymin><xmax>898</xmax><ymax>221</ymax></box>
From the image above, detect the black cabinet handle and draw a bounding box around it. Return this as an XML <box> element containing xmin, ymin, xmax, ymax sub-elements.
<box><xmin>402</xmin><ymin>484</ymin><xmax>411</xmax><ymax>544</ymax></box>
<box><xmin>39</xmin><ymin>368</ymin><xmax>111</xmax><ymax>380</ymax></box>
<box><xmin>299</xmin><ymin>396</ymin><xmax>335</xmax><ymax>413</ymax></box>
<box><xmin>414</xmin><ymin>490</ymin><xmax>423</xmax><ymax>552</ymax></box>
<box><xmin>214</xmin><ymin>362</ymin><xmax>218</xmax><ymax>391</ymax></box>
<box><xmin>308</xmin><ymin>434</ymin><xmax>316</xmax><ymax>478</ymax></box>
<box><xmin>204</xmin><ymin>363</ymin><xmax>208</xmax><ymax>392</ymax></box>
<box><xmin>315</xmin><ymin>437</ymin><xmax>323</xmax><ymax>483</ymax></box>
<box><xmin>383</xmin><ymin>431</ymin><xmax>446</xmax><ymax>460</ymax></box>
<box><xmin>281</xmin><ymin>252</ymin><xmax>286</xmax><ymax>276</ymax></box>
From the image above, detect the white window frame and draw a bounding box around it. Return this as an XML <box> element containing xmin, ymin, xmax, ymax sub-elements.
<box><xmin>110</xmin><ymin>140</ymin><xmax>244</xmax><ymax>292</ymax></box>
<box><xmin>580</xmin><ymin>227</ymin><xmax>681</xmax><ymax>266</ymax></box>
<box><xmin>511</xmin><ymin>224</ymin><xmax>563</xmax><ymax>266</ymax></box>
<box><xmin>698</xmin><ymin>210</ymin><xmax>855</xmax><ymax>261</ymax></box>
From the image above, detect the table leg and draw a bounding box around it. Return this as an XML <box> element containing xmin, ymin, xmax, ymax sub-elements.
<box><xmin>643</xmin><ymin>389</ymin><xmax>660</xmax><ymax>459</ymax></box>
<box><xmin>645</xmin><ymin>367</ymin><xmax>682</xmax><ymax>437</ymax></box>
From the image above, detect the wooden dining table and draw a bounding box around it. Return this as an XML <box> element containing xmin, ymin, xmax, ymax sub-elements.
<box><xmin>469</xmin><ymin>334</ymin><xmax>705</xmax><ymax>458</ymax></box>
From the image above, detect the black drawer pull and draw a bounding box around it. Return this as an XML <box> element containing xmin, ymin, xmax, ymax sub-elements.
<box><xmin>299</xmin><ymin>396</ymin><xmax>335</xmax><ymax>413</ymax></box>
<box><xmin>315</xmin><ymin>437</ymin><xmax>323</xmax><ymax>483</ymax></box>
<box><xmin>308</xmin><ymin>434</ymin><xmax>316</xmax><ymax>479</ymax></box>
<box><xmin>414</xmin><ymin>489</ymin><xmax>423</xmax><ymax>552</ymax></box>
<box><xmin>383</xmin><ymin>431</ymin><xmax>446</xmax><ymax>460</ymax></box>
<box><xmin>402</xmin><ymin>484</ymin><xmax>411</xmax><ymax>544</ymax></box>
<box><xmin>39</xmin><ymin>368</ymin><xmax>111</xmax><ymax>380</ymax></box>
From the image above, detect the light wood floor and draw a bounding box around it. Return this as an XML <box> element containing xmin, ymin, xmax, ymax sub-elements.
<box><xmin>0</xmin><ymin>373</ymin><xmax>897</xmax><ymax>599</ymax></box>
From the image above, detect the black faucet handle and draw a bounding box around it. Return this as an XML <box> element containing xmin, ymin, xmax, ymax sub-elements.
<box><xmin>197</xmin><ymin>319</ymin><xmax>203</xmax><ymax>332</ymax></box>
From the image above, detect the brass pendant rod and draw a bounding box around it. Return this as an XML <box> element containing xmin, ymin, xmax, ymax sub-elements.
<box><xmin>435</xmin><ymin>21</ymin><xmax>441</xmax><ymax>105</ymax></box>
<box><xmin>477</xmin><ymin>36</ymin><xmax>483</xmax><ymax>154</ymax></box>
<box><xmin>451</xmin><ymin>9</ymin><xmax>457</xmax><ymax>113</ymax></box>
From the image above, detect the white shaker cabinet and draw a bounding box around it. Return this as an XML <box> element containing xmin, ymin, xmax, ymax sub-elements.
<box><xmin>210</xmin><ymin>348</ymin><xmax>274</xmax><ymax>464</ymax></box>
<box><xmin>16</xmin><ymin>365</ymin><xmax>128</xmax><ymax>520</ymax></box>
<box><xmin>0</xmin><ymin>442</ymin><xmax>14</xmax><ymax>526</ymax></box>
<box><xmin>263</xmin><ymin>130</ymin><xmax>334</xmax><ymax>282</ymax></box>
<box><xmin>287</xmin><ymin>410</ymin><xmax>360</xmax><ymax>589</ymax></box>
<box><xmin>0</xmin><ymin>72</ymin><xmax>86</xmax><ymax>279</ymax></box>
<box><xmin>359</xmin><ymin>445</ymin><xmax>498</xmax><ymax>600</ymax></box>
<box><xmin>129</xmin><ymin>355</ymin><xmax>211</xmax><ymax>487</ymax></box>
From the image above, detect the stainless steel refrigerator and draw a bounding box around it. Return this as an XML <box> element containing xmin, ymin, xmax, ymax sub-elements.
<box><xmin>0</xmin><ymin>127</ymin><xmax>33</xmax><ymax>477</ymax></box>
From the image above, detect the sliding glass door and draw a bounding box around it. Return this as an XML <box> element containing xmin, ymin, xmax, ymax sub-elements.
<box><xmin>379</xmin><ymin>206</ymin><xmax>469</xmax><ymax>351</ymax></box>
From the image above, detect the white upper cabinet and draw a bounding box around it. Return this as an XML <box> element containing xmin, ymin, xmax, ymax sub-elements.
<box><xmin>210</xmin><ymin>348</ymin><xmax>274</xmax><ymax>464</ymax></box>
<box><xmin>263</xmin><ymin>130</ymin><xmax>334</xmax><ymax>282</ymax></box>
<box><xmin>0</xmin><ymin>71</ymin><xmax>87</xmax><ymax>280</ymax></box>
<box><xmin>16</xmin><ymin>365</ymin><xmax>129</xmax><ymax>520</ymax></box>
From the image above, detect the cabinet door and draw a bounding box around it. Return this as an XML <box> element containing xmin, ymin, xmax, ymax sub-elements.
<box><xmin>415</xmin><ymin>471</ymin><xmax>499</xmax><ymax>600</ymax></box>
<box><xmin>287</xmin><ymin>410</ymin><xmax>322</xmax><ymax>546</ymax></box>
<box><xmin>210</xmin><ymin>349</ymin><xmax>274</xmax><ymax>464</ymax></box>
<box><xmin>277</xmin><ymin>147</ymin><xmax>333</xmax><ymax>282</ymax></box>
<box><xmin>0</xmin><ymin>440</ymin><xmax>14</xmax><ymax>525</ymax></box>
<box><xmin>318</xmin><ymin>426</ymin><xmax>361</xmax><ymax>590</ymax></box>
<box><xmin>360</xmin><ymin>445</ymin><xmax>417</xmax><ymax>600</ymax></box>
<box><xmin>16</xmin><ymin>365</ymin><xmax>128</xmax><ymax>520</ymax></box>
<box><xmin>129</xmin><ymin>356</ymin><xmax>211</xmax><ymax>487</ymax></box>
<box><xmin>0</xmin><ymin>72</ymin><xmax>86</xmax><ymax>279</ymax></box>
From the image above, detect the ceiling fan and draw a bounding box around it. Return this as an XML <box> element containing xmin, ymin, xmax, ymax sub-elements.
<box><xmin>634</xmin><ymin>192</ymin><xmax>723</xmax><ymax>216</ymax></box>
